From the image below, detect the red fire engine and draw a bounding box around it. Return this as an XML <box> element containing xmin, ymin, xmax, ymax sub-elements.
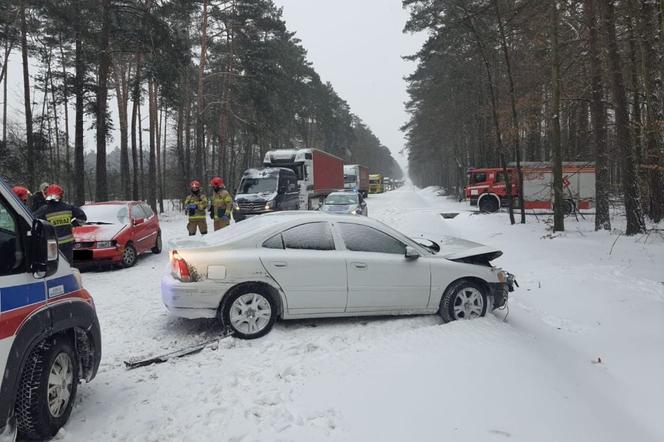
<box><xmin>465</xmin><ymin>162</ymin><xmax>596</xmax><ymax>213</ymax></box>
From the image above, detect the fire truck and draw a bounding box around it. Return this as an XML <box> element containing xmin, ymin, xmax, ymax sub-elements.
<box><xmin>465</xmin><ymin>162</ymin><xmax>596</xmax><ymax>213</ymax></box>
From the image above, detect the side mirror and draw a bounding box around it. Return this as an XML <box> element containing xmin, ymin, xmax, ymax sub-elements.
<box><xmin>405</xmin><ymin>246</ymin><xmax>420</xmax><ymax>260</ymax></box>
<box><xmin>31</xmin><ymin>219</ymin><xmax>59</xmax><ymax>278</ymax></box>
<box><xmin>133</xmin><ymin>218</ymin><xmax>145</xmax><ymax>226</ymax></box>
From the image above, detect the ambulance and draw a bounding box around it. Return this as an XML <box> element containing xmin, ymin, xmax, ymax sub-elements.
<box><xmin>0</xmin><ymin>178</ymin><xmax>101</xmax><ymax>440</ymax></box>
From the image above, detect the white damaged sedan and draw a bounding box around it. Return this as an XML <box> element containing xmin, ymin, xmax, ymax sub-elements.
<box><xmin>162</xmin><ymin>212</ymin><xmax>516</xmax><ymax>339</ymax></box>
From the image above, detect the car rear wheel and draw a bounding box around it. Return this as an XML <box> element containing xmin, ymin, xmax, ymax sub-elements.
<box><xmin>16</xmin><ymin>336</ymin><xmax>80</xmax><ymax>440</ymax></box>
<box><xmin>122</xmin><ymin>243</ymin><xmax>137</xmax><ymax>268</ymax></box>
<box><xmin>151</xmin><ymin>231</ymin><xmax>162</xmax><ymax>254</ymax></box>
<box><xmin>221</xmin><ymin>287</ymin><xmax>277</xmax><ymax>339</ymax></box>
<box><xmin>439</xmin><ymin>280</ymin><xmax>488</xmax><ymax>323</ymax></box>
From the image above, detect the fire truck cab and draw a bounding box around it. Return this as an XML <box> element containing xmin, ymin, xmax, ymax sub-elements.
<box><xmin>0</xmin><ymin>178</ymin><xmax>101</xmax><ymax>440</ymax></box>
<box><xmin>465</xmin><ymin>168</ymin><xmax>518</xmax><ymax>213</ymax></box>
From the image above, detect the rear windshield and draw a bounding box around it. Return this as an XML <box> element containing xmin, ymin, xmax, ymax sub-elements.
<box><xmin>325</xmin><ymin>193</ymin><xmax>358</xmax><ymax>205</ymax></box>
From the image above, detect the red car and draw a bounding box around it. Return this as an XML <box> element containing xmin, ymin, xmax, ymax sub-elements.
<box><xmin>73</xmin><ymin>201</ymin><xmax>162</xmax><ymax>268</ymax></box>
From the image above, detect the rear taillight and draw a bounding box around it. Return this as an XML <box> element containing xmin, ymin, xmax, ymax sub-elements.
<box><xmin>170</xmin><ymin>250</ymin><xmax>191</xmax><ymax>282</ymax></box>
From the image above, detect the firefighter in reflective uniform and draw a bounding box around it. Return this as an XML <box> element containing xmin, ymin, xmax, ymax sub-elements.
<box><xmin>33</xmin><ymin>184</ymin><xmax>87</xmax><ymax>263</ymax></box>
<box><xmin>209</xmin><ymin>177</ymin><xmax>233</xmax><ymax>231</ymax></box>
<box><xmin>184</xmin><ymin>180</ymin><xmax>208</xmax><ymax>236</ymax></box>
<box><xmin>11</xmin><ymin>186</ymin><xmax>31</xmax><ymax>205</ymax></box>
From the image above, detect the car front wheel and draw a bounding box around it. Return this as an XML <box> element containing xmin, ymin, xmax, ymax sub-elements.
<box><xmin>122</xmin><ymin>243</ymin><xmax>137</xmax><ymax>268</ymax></box>
<box><xmin>16</xmin><ymin>336</ymin><xmax>80</xmax><ymax>440</ymax></box>
<box><xmin>221</xmin><ymin>287</ymin><xmax>277</xmax><ymax>339</ymax></box>
<box><xmin>439</xmin><ymin>280</ymin><xmax>488</xmax><ymax>323</ymax></box>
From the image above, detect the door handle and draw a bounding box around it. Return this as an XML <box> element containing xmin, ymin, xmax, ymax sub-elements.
<box><xmin>272</xmin><ymin>261</ymin><xmax>288</xmax><ymax>268</ymax></box>
<box><xmin>351</xmin><ymin>262</ymin><xmax>367</xmax><ymax>269</ymax></box>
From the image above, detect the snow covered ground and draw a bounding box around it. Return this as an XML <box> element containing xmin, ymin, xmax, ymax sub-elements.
<box><xmin>59</xmin><ymin>186</ymin><xmax>664</xmax><ymax>442</ymax></box>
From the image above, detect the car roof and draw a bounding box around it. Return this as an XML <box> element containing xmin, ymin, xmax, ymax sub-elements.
<box><xmin>82</xmin><ymin>201</ymin><xmax>138</xmax><ymax>206</ymax></box>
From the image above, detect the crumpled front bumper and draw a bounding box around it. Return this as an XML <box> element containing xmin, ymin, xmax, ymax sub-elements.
<box><xmin>488</xmin><ymin>272</ymin><xmax>518</xmax><ymax>309</ymax></box>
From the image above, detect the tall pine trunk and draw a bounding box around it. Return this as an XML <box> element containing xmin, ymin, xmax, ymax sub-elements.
<box><xmin>114</xmin><ymin>56</ymin><xmax>131</xmax><ymax>200</ymax></box>
<box><xmin>638</xmin><ymin>0</ymin><xmax>664</xmax><ymax>222</ymax></box>
<box><xmin>600</xmin><ymin>0</ymin><xmax>646</xmax><ymax>235</ymax></box>
<box><xmin>493</xmin><ymin>0</ymin><xmax>524</xmax><ymax>224</ymax></box>
<box><xmin>95</xmin><ymin>0</ymin><xmax>112</xmax><ymax>201</ymax></box>
<box><xmin>74</xmin><ymin>4</ymin><xmax>85</xmax><ymax>205</ymax></box>
<box><xmin>551</xmin><ymin>0</ymin><xmax>565</xmax><ymax>232</ymax></box>
<box><xmin>195</xmin><ymin>0</ymin><xmax>209</xmax><ymax>181</ymax></box>
<box><xmin>147</xmin><ymin>79</ymin><xmax>157</xmax><ymax>211</ymax></box>
<box><xmin>21</xmin><ymin>2</ymin><xmax>35</xmax><ymax>190</ymax></box>
<box><xmin>130</xmin><ymin>54</ymin><xmax>142</xmax><ymax>201</ymax></box>
<box><xmin>585</xmin><ymin>0</ymin><xmax>611</xmax><ymax>231</ymax></box>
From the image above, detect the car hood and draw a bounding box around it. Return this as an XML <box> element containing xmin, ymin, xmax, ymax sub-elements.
<box><xmin>74</xmin><ymin>224</ymin><xmax>126</xmax><ymax>242</ymax></box>
<box><xmin>235</xmin><ymin>192</ymin><xmax>277</xmax><ymax>203</ymax></box>
<box><xmin>409</xmin><ymin>234</ymin><xmax>503</xmax><ymax>264</ymax></box>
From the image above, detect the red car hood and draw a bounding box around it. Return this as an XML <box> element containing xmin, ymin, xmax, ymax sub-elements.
<box><xmin>74</xmin><ymin>224</ymin><xmax>126</xmax><ymax>242</ymax></box>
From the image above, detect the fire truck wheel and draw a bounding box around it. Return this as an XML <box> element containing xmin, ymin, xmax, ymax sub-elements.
<box><xmin>478</xmin><ymin>196</ymin><xmax>500</xmax><ymax>213</ymax></box>
<box><xmin>16</xmin><ymin>335</ymin><xmax>80</xmax><ymax>440</ymax></box>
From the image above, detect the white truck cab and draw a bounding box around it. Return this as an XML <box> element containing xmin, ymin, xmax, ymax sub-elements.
<box><xmin>0</xmin><ymin>178</ymin><xmax>101</xmax><ymax>441</ymax></box>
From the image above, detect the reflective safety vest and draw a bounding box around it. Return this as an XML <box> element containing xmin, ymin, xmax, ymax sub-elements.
<box><xmin>211</xmin><ymin>189</ymin><xmax>233</xmax><ymax>219</ymax></box>
<box><xmin>184</xmin><ymin>194</ymin><xmax>208</xmax><ymax>220</ymax></box>
<box><xmin>33</xmin><ymin>201</ymin><xmax>87</xmax><ymax>245</ymax></box>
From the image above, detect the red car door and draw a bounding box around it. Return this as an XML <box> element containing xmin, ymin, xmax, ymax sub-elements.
<box><xmin>130</xmin><ymin>204</ymin><xmax>150</xmax><ymax>253</ymax></box>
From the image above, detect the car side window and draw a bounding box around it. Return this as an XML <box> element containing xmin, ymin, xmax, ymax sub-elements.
<box><xmin>141</xmin><ymin>204</ymin><xmax>154</xmax><ymax>218</ymax></box>
<box><xmin>0</xmin><ymin>198</ymin><xmax>21</xmax><ymax>275</ymax></box>
<box><xmin>282</xmin><ymin>222</ymin><xmax>335</xmax><ymax>251</ymax></box>
<box><xmin>337</xmin><ymin>223</ymin><xmax>406</xmax><ymax>255</ymax></box>
<box><xmin>262</xmin><ymin>233</ymin><xmax>284</xmax><ymax>249</ymax></box>
<box><xmin>131</xmin><ymin>205</ymin><xmax>146</xmax><ymax>220</ymax></box>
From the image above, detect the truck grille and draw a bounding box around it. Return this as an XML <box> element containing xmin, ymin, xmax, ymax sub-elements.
<box><xmin>238</xmin><ymin>202</ymin><xmax>264</xmax><ymax>212</ymax></box>
<box><xmin>74</xmin><ymin>241</ymin><xmax>95</xmax><ymax>249</ymax></box>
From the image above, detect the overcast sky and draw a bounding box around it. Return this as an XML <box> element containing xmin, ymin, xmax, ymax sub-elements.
<box><xmin>273</xmin><ymin>0</ymin><xmax>425</xmax><ymax>167</ymax></box>
<box><xmin>4</xmin><ymin>2</ymin><xmax>424</xmax><ymax>169</ymax></box>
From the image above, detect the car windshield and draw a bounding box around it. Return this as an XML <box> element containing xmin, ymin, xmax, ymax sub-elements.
<box><xmin>238</xmin><ymin>177</ymin><xmax>278</xmax><ymax>194</ymax></box>
<box><xmin>82</xmin><ymin>204</ymin><xmax>129</xmax><ymax>225</ymax></box>
<box><xmin>325</xmin><ymin>193</ymin><xmax>358</xmax><ymax>205</ymax></box>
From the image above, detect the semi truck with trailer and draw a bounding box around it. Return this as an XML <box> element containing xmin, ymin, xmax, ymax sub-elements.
<box><xmin>343</xmin><ymin>164</ymin><xmax>370</xmax><ymax>197</ymax></box>
<box><xmin>262</xmin><ymin>149</ymin><xmax>345</xmax><ymax>210</ymax></box>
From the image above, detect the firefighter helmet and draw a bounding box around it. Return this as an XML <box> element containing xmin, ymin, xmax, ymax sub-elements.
<box><xmin>210</xmin><ymin>177</ymin><xmax>224</xmax><ymax>188</ymax></box>
<box><xmin>45</xmin><ymin>184</ymin><xmax>65</xmax><ymax>201</ymax></box>
<box><xmin>12</xmin><ymin>186</ymin><xmax>31</xmax><ymax>203</ymax></box>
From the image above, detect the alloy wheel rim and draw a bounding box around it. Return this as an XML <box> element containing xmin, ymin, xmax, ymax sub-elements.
<box><xmin>48</xmin><ymin>352</ymin><xmax>74</xmax><ymax>418</ymax></box>
<box><xmin>453</xmin><ymin>287</ymin><xmax>484</xmax><ymax>319</ymax></box>
<box><xmin>229</xmin><ymin>293</ymin><xmax>272</xmax><ymax>334</ymax></box>
<box><xmin>124</xmin><ymin>247</ymin><xmax>135</xmax><ymax>265</ymax></box>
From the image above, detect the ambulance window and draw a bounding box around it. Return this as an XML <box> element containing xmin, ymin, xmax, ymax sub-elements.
<box><xmin>0</xmin><ymin>199</ymin><xmax>21</xmax><ymax>275</ymax></box>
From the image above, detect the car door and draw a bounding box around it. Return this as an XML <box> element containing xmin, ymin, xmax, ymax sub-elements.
<box><xmin>130</xmin><ymin>204</ymin><xmax>150</xmax><ymax>252</ymax></box>
<box><xmin>140</xmin><ymin>203</ymin><xmax>159</xmax><ymax>248</ymax></box>
<box><xmin>260</xmin><ymin>221</ymin><xmax>348</xmax><ymax>314</ymax></box>
<box><xmin>334</xmin><ymin>222</ymin><xmax>431</xmax><ymax>312</ymax></box>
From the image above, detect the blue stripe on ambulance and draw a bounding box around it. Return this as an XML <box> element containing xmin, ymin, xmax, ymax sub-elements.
<box><xmin>0</xmin><ymin>275</ymin><xmax>80</xmax><ymax>313</ymax></box>
<box><xmin>0</xmin><ymin>282</ymin><xmax>46</xmax><ymax>312</ymax></box>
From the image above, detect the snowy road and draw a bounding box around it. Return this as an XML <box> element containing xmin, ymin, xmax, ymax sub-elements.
<box><xmin>60</xmin><ymin>186</ymin><xmax>664</xmax><ymax>442</ymax></box>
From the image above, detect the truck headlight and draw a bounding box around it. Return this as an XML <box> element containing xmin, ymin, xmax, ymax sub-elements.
<box><xmin>265</xmin><ymin>200</ymin><xmax>275</xmax><ymax>210</ymax></box>
<box><xmin>233</xmin><ymin>202</ymin><xmax>239</xmax><ymax>210</ymax></box>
